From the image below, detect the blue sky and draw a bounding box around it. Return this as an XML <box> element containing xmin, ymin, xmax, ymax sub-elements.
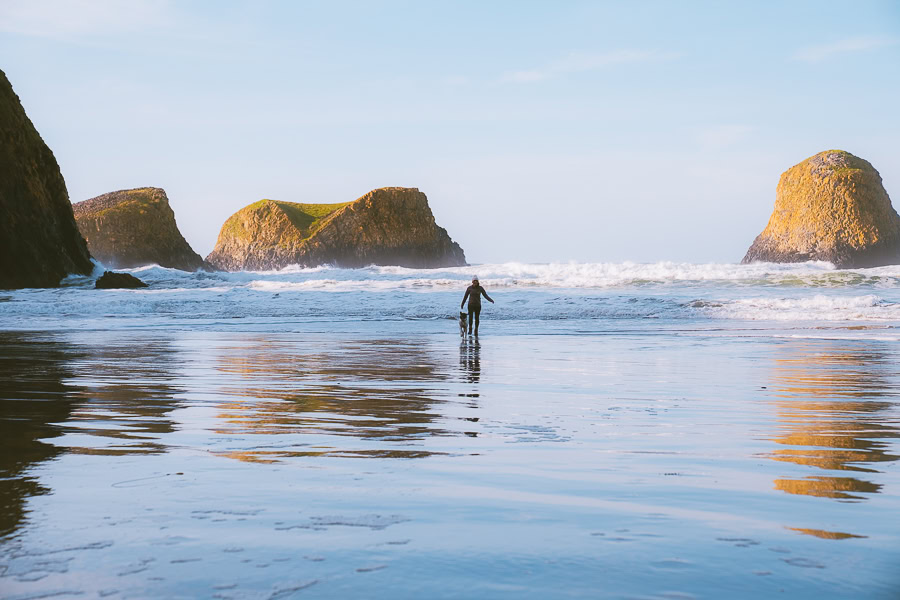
<box><xmin>2</xmin><ymin>1</ymin><xmax>899</xmax><ymax>263</ymax></box>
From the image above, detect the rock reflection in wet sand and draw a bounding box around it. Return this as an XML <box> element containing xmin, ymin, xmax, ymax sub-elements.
<box><xmin>0</xmin><ymin>333</ymin><xmax>80</xmax><ymax>538</ymax></box>
<box><xmin>66</xmin><ymin>337</ymin><xmax>185</xmax><ymax>456</ymax></box>
<box><xmin>0</xmin><ymin>332</ymin><xmax>188</xmax><ymax>537</ymax></box>
<box><xmin>766</xmin><ymin>341</ymin><xmax>900</xmax><ymax>504</ymax></box>
<box><xmin>2</xmin><ymin>329</ymin><xmax>899</xmax><ymax>598</ymax></box>
<box><xmin>212</xmin><ymin>337</ymin><xmax>455</xmax><ymax>461</ymax></box>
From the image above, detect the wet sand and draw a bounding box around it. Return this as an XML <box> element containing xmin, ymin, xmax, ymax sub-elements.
<box><xmin>1</xmin><ymin>327</ymin><xmax>899</xmax><ymax>598</ymax></box>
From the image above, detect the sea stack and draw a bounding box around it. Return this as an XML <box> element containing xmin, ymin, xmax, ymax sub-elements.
<box><xmin>95</xmin><ymin>271</ymin><xmax>149</xmax><ymax>289</ymax></box>
<box><xmin>73</xmin><ymin>187</ymin><xmax>209</xmax><ymax>271</ymax></box>
<box><xmin>742</xmin><ymin>150</ymin><xmax>900</xmax><ymax>268</ymax></box>
<box><xmin>206</xmin><ymin>187</ymin><xmax>467</xmax><ymax>271</ymax></box>
<box><xmin>0</xmin><ymin>69</ymin><xmax>93</xmax><ymax>288</ymax></box>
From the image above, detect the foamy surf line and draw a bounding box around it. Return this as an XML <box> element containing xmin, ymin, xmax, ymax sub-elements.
<box><xmin>61</xmin><ymin>261</ymin><xmax>900</xmax><ymax>291</ymax></box>
<box><xmin>248</xmin><ymin>279</ymin><xmax>466</xmax><ymax>292</ymax></box>
<box><xmin>693</xmin><ymin>294</ymin><xmax>900</xmax><ymax>321</ymax></box>
<box><xmin>236</xmin><ymin>262</ymin><xmax>900</xmax><ymax>292</ymax></box>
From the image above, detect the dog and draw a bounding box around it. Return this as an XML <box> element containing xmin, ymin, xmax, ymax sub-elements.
<box><xmin>459</xmin><ymin>311</ymin><xmax>468</xmax><ymax>337</ymax></box>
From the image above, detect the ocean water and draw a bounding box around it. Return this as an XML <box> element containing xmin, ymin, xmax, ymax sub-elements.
<box><xmin>1</xmin><ymin>261</ymin><xmax>899</xmax><ymax>599</ymax></box>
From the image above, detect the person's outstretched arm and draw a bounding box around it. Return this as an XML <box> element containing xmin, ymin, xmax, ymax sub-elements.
<box><xmin>481</xmin><ymin>288</ymin><xmax>494</xmax><ymax>303</ymax></box>
<box><xmin>461</xmin><ymin>288</ymin><xmax>471</xmax><ymax>308</ymax></box>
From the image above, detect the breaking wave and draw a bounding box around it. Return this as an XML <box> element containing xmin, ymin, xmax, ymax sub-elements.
<box><xmin>65</xmin><ymin>260</ymin><xmax>900</xmax><ymax>291</ymax></box>
<box><xmin>8</xmin><ymin>261</ymin><xmax>900</xmax><ymax>330</ymax></box>
<box><xmin>689</xmin><ymin>294</ymin><xmax>900</xmax><ymax>321</ymax></box>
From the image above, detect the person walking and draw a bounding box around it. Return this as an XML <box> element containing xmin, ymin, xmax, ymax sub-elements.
<box><xmin>461</xmin><ymin>277</ymin><xmax>494</xmax><ymax>336</ymax></box>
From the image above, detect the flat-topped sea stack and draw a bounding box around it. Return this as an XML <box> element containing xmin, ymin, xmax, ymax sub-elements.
<box><xmin>73</xmin><ymin>187</ymin><xmax>209</xmax><ymax>271</ymax></box>
<box><xmin>206</xmin><ymin>187</ymin><xmax>466</xmax><ymax>271</ymax></box>
<box><xmin>743</xmin><ymin>150</ymin><xmax>900</xmax><ymax>268</ymax></box>
<box><xmin>0</xmin><ymin>68</ymin><xmax>93</xmax><ymax>288</ymax></box>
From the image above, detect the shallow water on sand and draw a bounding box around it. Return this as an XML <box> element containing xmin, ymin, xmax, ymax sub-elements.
<box><xmin>2</xmin><ymin>263</ymin><xmax>900</xmax><ymax>598</ymax></box>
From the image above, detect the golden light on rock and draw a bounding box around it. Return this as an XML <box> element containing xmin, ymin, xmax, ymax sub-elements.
<box><xmin>765</xmin><ymin>342</ymin><xmax>899</xmax><ymax>501</ymax></box>
<box><xmin>743</xmin><ymin>150</ymin><xmax>900</xmax><ymax>268</ymax></box>
<box><xmin>210</xmin><ymin>338</ymin><xmax>452</xmax><ymax>463</ymax></box>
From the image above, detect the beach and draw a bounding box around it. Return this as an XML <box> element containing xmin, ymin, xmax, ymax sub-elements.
<box><xmin>1</xmin><ymin>262</ymin><xmax>899</xmax><ymax>598</ymax></box>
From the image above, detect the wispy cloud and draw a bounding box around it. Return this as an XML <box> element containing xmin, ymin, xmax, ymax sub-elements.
<box><xmin>500</xmin><ymin>49</ymin><xmax>679</xmax><ymax>83</ymax></box>
<box><xmin>0</xmin><ymin>0</ymin><xmax>171</xmax><ymax>39</ymax></box>
<box><xmin>792</xmin><ymin>35</ymin><xmax>899</xmax><ymax>62</ymax></box>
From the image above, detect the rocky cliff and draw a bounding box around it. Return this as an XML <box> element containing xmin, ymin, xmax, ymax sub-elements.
<box><xmin>743</xmin><ymin>150</ymin><xmax>900</xmax><ymax>268</ymax></box>
<box><xmin>206</xmin><ymin>187</ymin><xmax>467</xmax><ymax>271</ymax></box>
<box><xmin>73</xmin><ymin>187</ymin><xmax>208</xmax><ymax>271</ymax></box>
<box><xmin>0</xmin><ymin>69</ymin><xmax>93</xmax><ymax>288</ymax></box>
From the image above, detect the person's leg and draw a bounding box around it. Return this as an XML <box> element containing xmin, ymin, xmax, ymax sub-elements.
<box><xmin>473</xmin><ymin>306</ymin><xmax>481</xmax><ymax>335</ymax></box>
<box><xmin>468</xmin><ymin>307</ymin><xmax>475</xmax><ymax>334</ymax></box>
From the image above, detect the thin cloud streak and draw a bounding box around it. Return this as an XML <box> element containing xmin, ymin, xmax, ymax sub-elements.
<box><xmin>792</xmin><ymin>36</ymin><xmax>899</xmax><ymax>62</ymax></box>
<box><xmin>501</xmin><ymin>49</ymin><xmax>680</xmax><ymax>83</ymax></box>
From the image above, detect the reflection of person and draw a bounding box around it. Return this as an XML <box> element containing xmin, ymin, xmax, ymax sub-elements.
<box><xmin>460</xmin><ymin>339</ymin><xmax>481</xmax><ymax>385</ymax></box>
<box><xmin>461</xmin><ymin>277</ymin><xmax>494</xmax><ymax>336</ymax></box>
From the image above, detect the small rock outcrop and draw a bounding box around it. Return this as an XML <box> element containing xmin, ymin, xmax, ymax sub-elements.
<box><xmin>95</xmin><ymin>271</ymin><xmax>148</xmax><ymax>289</ymax></box>
<box><xmin>0</xmin><ymin>68</ymin><xmax>93</xmax><ymax>288</ymax></box>
<box><xmin>743</xmin><ymin>150</ymin><xmax>900</xmax><ymax>268</ymax></box>
<box><xmin>73</xmin><ymin>187</ymin><xmax>209</xmax><ymax>271</ymax></box>
<box><xmin>206</xmin><ymin>187</ymin><xmax>466</xmax><ymax>271</ymax></box>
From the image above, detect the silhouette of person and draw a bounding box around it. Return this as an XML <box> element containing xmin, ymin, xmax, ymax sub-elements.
<box><xmin>461</xmin><ymin>277</ymin><xmax>494</xmax><ymax>336</ymax></box>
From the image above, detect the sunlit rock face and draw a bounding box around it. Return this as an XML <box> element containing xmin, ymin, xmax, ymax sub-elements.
<box><xmin>73</xmin><ymin>187</ymin><xmax>209</xmax><ymax>271</ymax></box>
<box><xmin>742</xmin><ymin>150</ymin><xmax>900</xmax><ymax>268</ymax></box>
<box><xmin>0</xmin><ymin>69</ymin><xmax>93</xmax><ymax>288</ymax></box>
<box><xmin>206</xmin><ymin>187</ymin><xmax>467</xmax><ymax>271</ymax></box>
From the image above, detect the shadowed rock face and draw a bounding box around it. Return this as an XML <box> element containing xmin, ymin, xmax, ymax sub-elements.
<box><xmin>95</xmin><ymin>271</ymin><xmax>148</xmax><ymax>289</ymax></box>
<box><xmin>73</xmin><ymin>187</ymin><xmax>209</xmax><ymax>271</ymax></box>
<box><xmin>206</xmin><ymin>187</ymin><xmax>467</xmax><ymax>271</ymax></box>
<box><xmin>0</xmin><ymin>69</ymin><xmax>93</xmax><ymax>288</ymax></box>
<box><xmin>743</xmin><ymin>150</ymin><xmax>900</xmax><ymax>268</ymax></box>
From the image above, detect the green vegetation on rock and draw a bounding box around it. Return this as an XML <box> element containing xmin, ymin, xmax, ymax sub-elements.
<box><xmin>223</xmin><ymin>200</ymin><xmax>351</xmax><ymax>245</ymax></box>
<box><xmin>742</xmin><ymin>150</ymin><xmax>900</xmax><ymax>268</ymax></box>
<box><xmin>73</xmin><ymin>187</ymin><xmax>209</xmax><ymax>271</ymax></box>
<box><xmin>206</xmin><ymin>188</ymin><xmax>467</xmax><ymax>271</ymax></box>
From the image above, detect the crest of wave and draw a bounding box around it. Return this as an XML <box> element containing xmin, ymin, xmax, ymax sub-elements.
<box><xmin>698</xmin><ymin>294</ymin><xmax>899</xmax><ymax>321</ymax></box>
<box><xmin>328</xmin><ymin>261</ymin><xmax>858</xmax><ymax>289</ymax></box>
<box><xmin>74</xmin><ymin>260</ymin><xmax>900</xmax><ymax>291</ymax></box>
<box><xmin>247</xmin><ymin>260</ymin><xmax>900</xmax><ymax>291</ymax></box>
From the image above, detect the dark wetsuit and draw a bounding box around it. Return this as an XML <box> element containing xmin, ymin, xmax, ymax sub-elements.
<box><xmin>461</xmin><ymin>284</ymin><xmax>493</xmax><ymax>334</ymax></box>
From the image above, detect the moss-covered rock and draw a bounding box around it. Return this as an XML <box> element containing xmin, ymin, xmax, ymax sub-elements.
<box><xmin>743</xmin><ymin>150</ymin><xmax>900</xmax><ymax>268</ymax></box>
<box><xmin>206</xmin><ymin>187</ymin><xmax>467</xmax><ymax>271</ymax></box>
<box><xmin>73</xmin><ymin>187</ymin><xmax>209</xmax><ymax>271</ymax></box>
<box><xmin>0</xmin><ymin>69</ymin><xmax>93</xmax><ymax>288</ymax></box>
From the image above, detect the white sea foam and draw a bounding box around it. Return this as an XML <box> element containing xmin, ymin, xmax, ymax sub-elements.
<box><xmin>6</xmin><ymin>261</ymin><xmax>900</xmax><ymax>329</ymax></box>
<box><xmin>248</xmin><ymin>278</ymin><xmax>466</xmax><ymax>292</ymax></box>
<box><xmin>459</xmin><ymin>261</ymin><xmax>900</xmax><ymax>289</ymax></box>
<box><xmin>121</xmin><ymin>260</ymin><xmax>900</xmax><ymax>292</ymax></box>
<box><xmin>693</xmin><ymin>294</ymin><xmax>900</xmax><ymax>321</ymax></box>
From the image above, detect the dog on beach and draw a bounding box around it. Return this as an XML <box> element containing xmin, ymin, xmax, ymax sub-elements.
<box><xmin>459</xmin><ymin>311</ymin><xmax>468</xmax><ymax>337</ymax></box>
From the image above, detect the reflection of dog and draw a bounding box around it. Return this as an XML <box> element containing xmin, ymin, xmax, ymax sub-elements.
<box><xmin>459</xmin><ymin>311</ymin><xmax>468</xmax><ymax>337</ymax></box>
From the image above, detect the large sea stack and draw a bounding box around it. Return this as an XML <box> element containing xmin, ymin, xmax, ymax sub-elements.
<box><xmin>206</xmin><ymin>187</ymin><xmax>467</xmax><ymax>271</ymax></box>
<box><xmin>742</xmin><ymin>150</ymin><xmax>900</xmax><ymax>268</ymax></box>
<box><xmin>0</xmin><ymin>69</ymin><xmax>93</xmax><ymax>288</ymax></box>
<box><xmin>73</xmin><ymin>187</ymin><xmax>208</xmax><ymax>271</ymax></box>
